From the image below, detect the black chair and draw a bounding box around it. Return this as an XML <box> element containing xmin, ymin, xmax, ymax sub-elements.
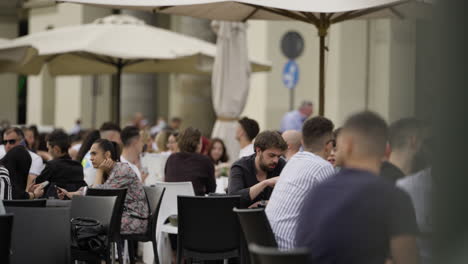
<box><xmin>86</xmin><ymin>187</ymin><xmax>127</xmax><ymax>263</ymax></box>
<box><xmin>121</xmin><ymin>185</ymin><xmax>165</xmax><ymax>264</ymax></box>
<box><xmin>70</xmin><ymin>195</ymin><xmax>118</xmax><ymax>264</ymax></box>
<box><xmin>249</xmin><ymin>243</ymin><xmax>309</xmax><ymax>264</ymax></box>
<box><xmin>177</xmin><ymin>195</ymin><xmax>241</xmax><ymax>264</ymax></box>
<box><xmin>3</xmin><ymin>199</ymin><xmax>46</xmax><ymax>207</ymax></box>
<box><xmin>233</xmin><ymin>208</ymin><xmax>277</xmax><ymax>247</ymax></box>
<box><xmin>0</xmin><ymin>214</ymin><xmax>14</xmax><ymax>264</ymax></box>
<box><xmin>6</xmin><ymin>207</ymin><xmax>70</xmax><ymax>264</ymax></box>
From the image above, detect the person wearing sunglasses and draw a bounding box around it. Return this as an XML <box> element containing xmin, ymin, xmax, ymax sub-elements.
<box><xmin>0</xmin><ymin>145</ymin><xmax>44</xmax><ymax>200</ymax></box>
<box><xmin>2</xmin><ymin>127</ymin><xmax>44</xmax><ymax>192</ymax></box>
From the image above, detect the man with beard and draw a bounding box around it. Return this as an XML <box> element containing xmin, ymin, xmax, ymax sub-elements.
<box><xmin>228</xmin><ymin>131</ymin><xmax>288</xmax><ymax>208</ymax></box>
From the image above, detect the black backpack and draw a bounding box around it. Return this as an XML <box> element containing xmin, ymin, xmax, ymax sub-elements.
<box><xmin>70</xmin><ymin>217</ymin><xmax>107</xmax><ymax>255</ymax></box>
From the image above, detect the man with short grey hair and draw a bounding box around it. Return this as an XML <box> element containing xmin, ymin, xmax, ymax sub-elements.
<box><xmin>280</xmin><ymin>100</ymin><xmax>313</xmax><ymax>132</ymax></box>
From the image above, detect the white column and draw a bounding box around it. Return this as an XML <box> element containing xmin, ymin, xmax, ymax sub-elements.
<box><xmin>243</xmin><ymin>20</ymin><xmax>269</xmax><ymax>130</ymax></box>
<box><xmin>387</xmin><ymin>19</ymin><xmax>417</xmax><ymax>122</ymax></box>
<box><xmin>27</xmin><ymin>4</ymin><xmax>112</xmax><ymax>129</ymax></box>
<box><xmin>168</xmin><ymin>16</ymin><xmax>216</xmax><ymax>134</ymax></box>
<box><xmin>0</xmin><ymin>18</ymin><xmax>19</xmax><ymax>124</ymax></box>
<box><xmin>326</xmin><ymin>20</ymin><xmax>369</xmax><ymax>126</ymax></box>
<box><xmin>368</xmin><ymin>19</ymin><xmax>392</xmax><ymax>120</ymax></box>
<box><xmin>27</xmin><ymin>66</ymin><xmax>55</xmax><ymax>126</ymax></box>
<box><xmin>368</xmin><ymin>19</ymin><xmax>416</xmax><ymax>123</ymax></box>
<box><xmin>119</xmin><ymin>10</ymin><xmax>159</xmax><ymax>127</ymax></box>
<box><xmin>55</xmin><ymin>76</ymin><xmax>82</xmax><ymax>129</ymax></box>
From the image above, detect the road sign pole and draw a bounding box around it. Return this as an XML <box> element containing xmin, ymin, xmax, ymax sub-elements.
<box><xmin>290</xmin><ymin>88</ymin><xmax>295</xmax><ymax>111</ymax></box>
<box><xmin>281</xmin><ymin>31</ymin><xmax>304</xmax><ymax>113</ymax></box>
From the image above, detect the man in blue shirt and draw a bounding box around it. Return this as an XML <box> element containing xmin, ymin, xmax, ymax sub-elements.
<box><xmin>296</xmin><ymin>111</ymin><xmax>419</xmax><ymax>264</ymax></box>
<box><xmin>280</xmin><ymin>101</ymin><xmax>313</xmax><ymax>132</ymax></box>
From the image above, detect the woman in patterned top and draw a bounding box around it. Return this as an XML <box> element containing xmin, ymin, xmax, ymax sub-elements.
<box><xmin>57</xmin><ymin>139</ymin><xmax>149</xmax><ymax>234</ymax></box>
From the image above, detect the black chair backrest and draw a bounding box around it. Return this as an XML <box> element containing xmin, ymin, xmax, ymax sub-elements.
<box><xmin>249</xmin><ymin>243</ymin><xmax>309</xmax><ymax>264</ymax></box>
<box><xmin>178</xmin><ymin>195</ymin><xmax>241</xmax><ymax>253</ymax></box>
<box><xmin>46</xmin><ymin>199</ymin><xmax>72</xmax><ymax>207</ymax></box>
<box><xmin>233</xmin><ymin>208</ymin><xmax>277</xmax><ymax>247</ymax></box>
<box><xmin>143</xmin><ymin>185</ymin><xmax>165</xmax><ymax>238</ymax></box>
<box><xmin>71</xmin><ymin>195</ymin><xmax>117</xmax><ymax>232</ymax></box>
<box><xmin>3</xmin><ymin>199</ymin><xmax>46</xmax><ymax>207</ymax></box>
<box><xmin>0</xmin><ymin>214</ymin><xmax>13</xmax><ymax>264</ymax></box>
<box><xmin>6</xmin><ymin>207</ymin><xmax>70</xmax><ymax>264</ymax></box>
<box><xmin>85</xmin><ymin>188</ymin><xmax>127</xmax><ymax>240</ymax></box>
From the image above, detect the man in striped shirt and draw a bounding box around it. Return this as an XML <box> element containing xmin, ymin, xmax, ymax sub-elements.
<box><xmin>266</xmin><ymin>116</ymin><xmax>336</xmax><ymax>249</ymax></box>
<box><xmin>0</xmin><ymin>166</ymin><xmax>12</xmax><ymax>200</ymax></box>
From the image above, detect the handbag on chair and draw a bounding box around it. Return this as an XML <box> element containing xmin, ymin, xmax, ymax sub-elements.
<box><xmin>71</xmin><ymin>217</ymin><xmax>107</xmax><ymax>255</ymax></box>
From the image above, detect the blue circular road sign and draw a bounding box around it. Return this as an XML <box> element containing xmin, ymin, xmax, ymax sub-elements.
<box><xmin>282</xmin><ymin>60</ymin><xmax>299</xmax><ymax>89</ymax></box>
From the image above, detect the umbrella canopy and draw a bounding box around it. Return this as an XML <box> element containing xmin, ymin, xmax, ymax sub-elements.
<box><xmin>61</xmin><ymin>0</ymin><xmax>431</xmax><ymax>115</ymax></box>
<box><xmin>5</xmin><ymin>15</ymin><xmax>270</xmax><ymax>75</ymax></box>
<box><xmin>60</xmin><ymin>0</ymin><xmax>430</xmax><ymax>21</ymax></box>
<box><xmin>0</xmin><ymin>39</ymin><xmax>38</xmax><ymax>72</ymax></box>
<box><xmin>0</xmin><ymin>14</ymin><xmax>270</xmax><ymax>123</ymax></box>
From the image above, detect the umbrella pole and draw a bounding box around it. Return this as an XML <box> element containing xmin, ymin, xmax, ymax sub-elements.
<box><xmin>319</xmin><ymin>33</ymin><xmax>325</xmax><ymax>116</ymax></box>
<box><xmin>113</xmin><ymin>61</ymin><xmax>123</xmax><ymax>125</ymax></box>
<box><xmin>318</xmin><ymin>15</ymin><xmax>329</xmax><ymax>116</ymax></box>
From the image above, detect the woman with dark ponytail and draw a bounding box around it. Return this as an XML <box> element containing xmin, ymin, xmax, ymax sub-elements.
<box><xmin>57</xmin><ymin>139</ymin><xmax>149</xmax><ymax>234</ymax></box>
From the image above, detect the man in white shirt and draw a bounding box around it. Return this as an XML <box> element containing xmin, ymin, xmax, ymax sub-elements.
<box><xmin>397</xmin><ymin>168</ymin><xmax>432</xmax><ymax>264</ymax></box>
<box><xmin>2</xmin><ymin>127</ymin><xmax>44</xmax><ymax>191</ymax></box>
<box><xmin>0</xmin><ymin>144</ymin><xmax>5</xmax><ymax>159</ymax></box>
<box><xmin>236</xmin><ymin>117</ymin><xmax>260</xmax><ymax>159</ymax></box>
<box><xmin>120</xmin><ymin>126</ymin><xmax>147</xmax><ymax>183</ymax></box>
<box><xmin>266</xmin><ymin>116</ymin><xmax>336</xmax><ymax>249</ymax></box>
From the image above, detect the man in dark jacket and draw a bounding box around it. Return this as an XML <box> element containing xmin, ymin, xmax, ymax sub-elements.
<box><xmin>36</xmin><ymin>129</ymin><xmax>87</xmax><ymax>198</ymax></box>
<box><xmin>228</xmin><ymin>131</ymin><xmax>288</xmax><ymax>208</ymax></box>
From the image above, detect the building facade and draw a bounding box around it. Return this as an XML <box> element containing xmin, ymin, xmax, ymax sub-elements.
<box><xmin>0</xmin><ymin>2</ymin><xmax>432</xmax><ymax>134</ymax></box>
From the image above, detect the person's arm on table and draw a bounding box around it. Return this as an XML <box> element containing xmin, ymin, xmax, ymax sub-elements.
<box><xmin>390</xmin><ymin>235</ymin><xmax>419</xmax><ymax>264</ymax></box>
<box><xmin>228</xmin><ymin>165</ymin><xmax>252</xmax><ymax>206</ymax></box>
<box><xmin>248</xmin><ymin>176</ymin><xmax>278</xmax><ymax>201</ymax></box>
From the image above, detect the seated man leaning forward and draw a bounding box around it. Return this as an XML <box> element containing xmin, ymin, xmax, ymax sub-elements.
<box><xmin>35</xmin><ymin>129</ymin><xmax>87</xmax><ymax>199</ymax></box>
<box><xmin>228</xmin><ymin>131</ymin><xmax>287</xmax><ymax>208</ymax></box>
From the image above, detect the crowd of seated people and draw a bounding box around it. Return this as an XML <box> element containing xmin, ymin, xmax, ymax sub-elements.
<box><xmin>0</xmin><ymin>109</ymin><xmax>431</xmax><ymax>264</ymax></box>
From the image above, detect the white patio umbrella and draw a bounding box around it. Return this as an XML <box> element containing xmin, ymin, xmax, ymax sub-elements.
<box><xmin>60</xmin><ymin>0</ymin><xmax>431</xmax><ymax>115</ymax></box>
<box><xmin>1</xmin><ymin>14</ymin><xmax>270</xmax><ymax>123</ymax></box>
<box><xmin>0</xmin><ymin>39</ymin><xmax>37</xmax><ymax>72</ymax></box>
<box><xmin>211</xmin><ymin>21</ymin><xmax>250</xmax><ymax>161</ymax></box>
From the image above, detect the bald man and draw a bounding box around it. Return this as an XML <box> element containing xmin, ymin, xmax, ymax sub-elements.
<box><xmin>281</xmin><ymin>130</ymin><xmax>302</xmax><ymax>161</ymax></box>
